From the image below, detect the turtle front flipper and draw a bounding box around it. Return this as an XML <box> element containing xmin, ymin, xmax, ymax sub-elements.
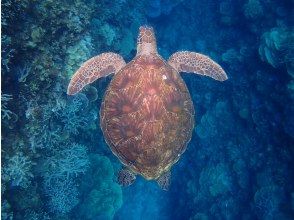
<box><xmin>117</xmin><ymin>168</ymin><xmax>136</xmax><ymax>187</ymax></box>
<box><xmin>67</xmin><ymin>52</ymin><xmax>126</xmax><ymax>95</ymax></box>
<box><xmin>168</xmin><ymin>51</ymin><xmax>228</xmax><ymax>81</ymax></box>
<box><xmin>157</xmin><ymin>171</ymin><xmax>171</xmax><ymax>191</ymax></box>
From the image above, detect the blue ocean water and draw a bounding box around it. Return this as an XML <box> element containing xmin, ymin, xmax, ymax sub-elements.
<box><xmin>1</xmin><ymin>0</ymin><xmax>293</xmax><ymax>219</ymax></box>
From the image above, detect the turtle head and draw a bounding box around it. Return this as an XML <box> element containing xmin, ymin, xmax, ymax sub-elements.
<box><xmin>136</xmin><ymin>25</ymin><xmax>157</xmax><ymax>56</ymax></box>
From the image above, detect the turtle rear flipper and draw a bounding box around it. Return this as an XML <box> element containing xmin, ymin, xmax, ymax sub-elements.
<box><xmin>157</xmin><ymin>171</ymin><xmax>171</xmax><ymax>191</ymax></box>
<box><xmin>67</xmin><ymin>52</ymin><xmax>126</xmax><ymax>95</ymax></box>
<box><xmin>117</xmin><ymin>168</ymin><xmax>136</xmax><ymax>186</ymax></box>
<box><xmin>168</xmin><ymin>51</ymin><xmax>228</xmax><ymax>81</ymax></box>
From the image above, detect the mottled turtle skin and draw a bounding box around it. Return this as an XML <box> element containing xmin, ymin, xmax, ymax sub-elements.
<box><xmin>100</xmin><ymin>54</ymin><xmax>194</xmax><ymax>180</ymax></box>
<box><xmin>67</xmin><ymin>26</ymin><xmax>227</xmax><ymax>188</ymax></box>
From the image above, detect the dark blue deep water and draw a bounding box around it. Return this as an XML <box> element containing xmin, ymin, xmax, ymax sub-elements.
<box><xmin>1</xmin><ymin>0</ymin><xmax>294</xmax><ymax>219</ymax></box>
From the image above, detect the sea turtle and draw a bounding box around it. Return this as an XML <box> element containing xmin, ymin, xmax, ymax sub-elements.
<box><xmin>67</xmin><ymin>26</ymin><xmax>227</xmax><ymax>190</ymax></box>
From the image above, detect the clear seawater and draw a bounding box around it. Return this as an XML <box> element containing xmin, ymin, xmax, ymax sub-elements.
<box><xmin>1</xmin><ymin>0</ymin><xmax>293</xmax><ymax>219</ymax></box>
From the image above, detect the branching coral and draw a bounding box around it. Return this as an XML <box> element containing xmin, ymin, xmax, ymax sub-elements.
<box><xmin>45</xmin><ymin>178</ymin><xmax>79</xmax><ymax>214</ymax></box>
<box><xmin>1</xmin><ymin>35</ymin><xmax>15</xmax><ymax>72</ymax></box>
<box><xmin>24</xmin><ymin>94</ymin><xmax>92</xmax><ymax>216</ymax></box>
<box><xmin>41</xmin><ymin>143</ymin><xmax>90</xmax><ymax>184</ymax></box>
<box><xmin>24</xmin><ymin>210</ymin><xmax>50</xmax><ymax>220</ymax></box>
<box><xmin>1</xmin><ymin>0</ymin><xmax>292</xmax><ymax>219</ymax></box>
<box><xmin>3</xmin><ymin>152</ymin><xmax>35</xmax><ymax>188</ymax></box>
<box><xmin>1</xmin><ymin>93</ymin><xmax>14</xmax><ymax>120</ymax></box>
<box><xmin>25</xmin><ymin>100</ymin><xmax>62</xmax><ymax>151</ymax></box>
<box><xmin>57</xmin><ymin>93</ymin><xmax>95</xmax><ymax>135</ymax></box>
<box><xmin>16</xmin><ymin>63</ymin><xmax>31</xmax><ymax>83</ymax></box>
<box><xmin>25</xmin><ymin>92</ymin><xmax>95</xmax><ymax>152</ymax></box>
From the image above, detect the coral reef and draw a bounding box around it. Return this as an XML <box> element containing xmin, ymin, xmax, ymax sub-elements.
<box><xmin>146</xmin><ymin>0</ymin><xmax>184</xmax><ymax>18</ymax></box>
<box><xmin>219</xmin><ymin>0</ymin><xmax>239</xmax><ymax>26</ymax></box>
<box><xmin>1</xmin><ymin>200</ymin><xmax>13</xmax><ymax>220</ymax></box>
<box><xmin>3</xmin><ymin>152</ymin><xmax>35</xmax><ymax>188</ymax></box>
<box><xmin>196</xmin><ymin>101</ymin><xmax>232</xmax><ymax>140</ymax></box>
<box><xmin>65</xmin><ymin>35</ymin><xmax>94</xmax><ymax>79</ymax></box>
<box><xmin>254</xmin><ymin>185</ymin><xmax>285</xmax><ymax>219</ymax></box>
<box><xmin>76</xmin><ymin>154</ymin><xmax>123</xmax><ymax>219</ymax></box>
<box><xmin>199</xmin><ymin>163</ymin><xmax>233</xmax><ymax>197</ymax></box>
<box><xmin>243</xmin><ymin>0</ymin><xmax>264</xmax><ymax>20</ymax></box>
<box><xmin>40</xmin><ymin>143</ymin><xmax>89</xmax><ymax>184</ymax></box>
<box><xmin>259</xmin><ymin>27</ymin><xmax>294</xmax><ymax>74</ymax></box>
<box><xmin>1</xmin><ymin>93</ymin><xmax>14</xmax><ymax>120</ymax></box>
<box><xmin>1</xmin><ymin>0</ymin><xmax>293</xmax><ymax>219</ymax></box>
<box><xmin>45</xmin><ymin>178</ymin><xmax>79</xmax><ymax>214</ymax></box>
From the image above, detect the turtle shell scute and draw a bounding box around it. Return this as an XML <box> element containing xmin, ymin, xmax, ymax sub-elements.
<box><xmin>100</xmin><ymin>55</ymin><xmax>195</xmax><ymax>179</ymax></box>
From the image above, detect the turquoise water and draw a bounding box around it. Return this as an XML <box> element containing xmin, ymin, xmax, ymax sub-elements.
<box><xmin>1</xmin><ymin>0</ymin><xmax>293</xmax><ymax>219</ymax></box>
